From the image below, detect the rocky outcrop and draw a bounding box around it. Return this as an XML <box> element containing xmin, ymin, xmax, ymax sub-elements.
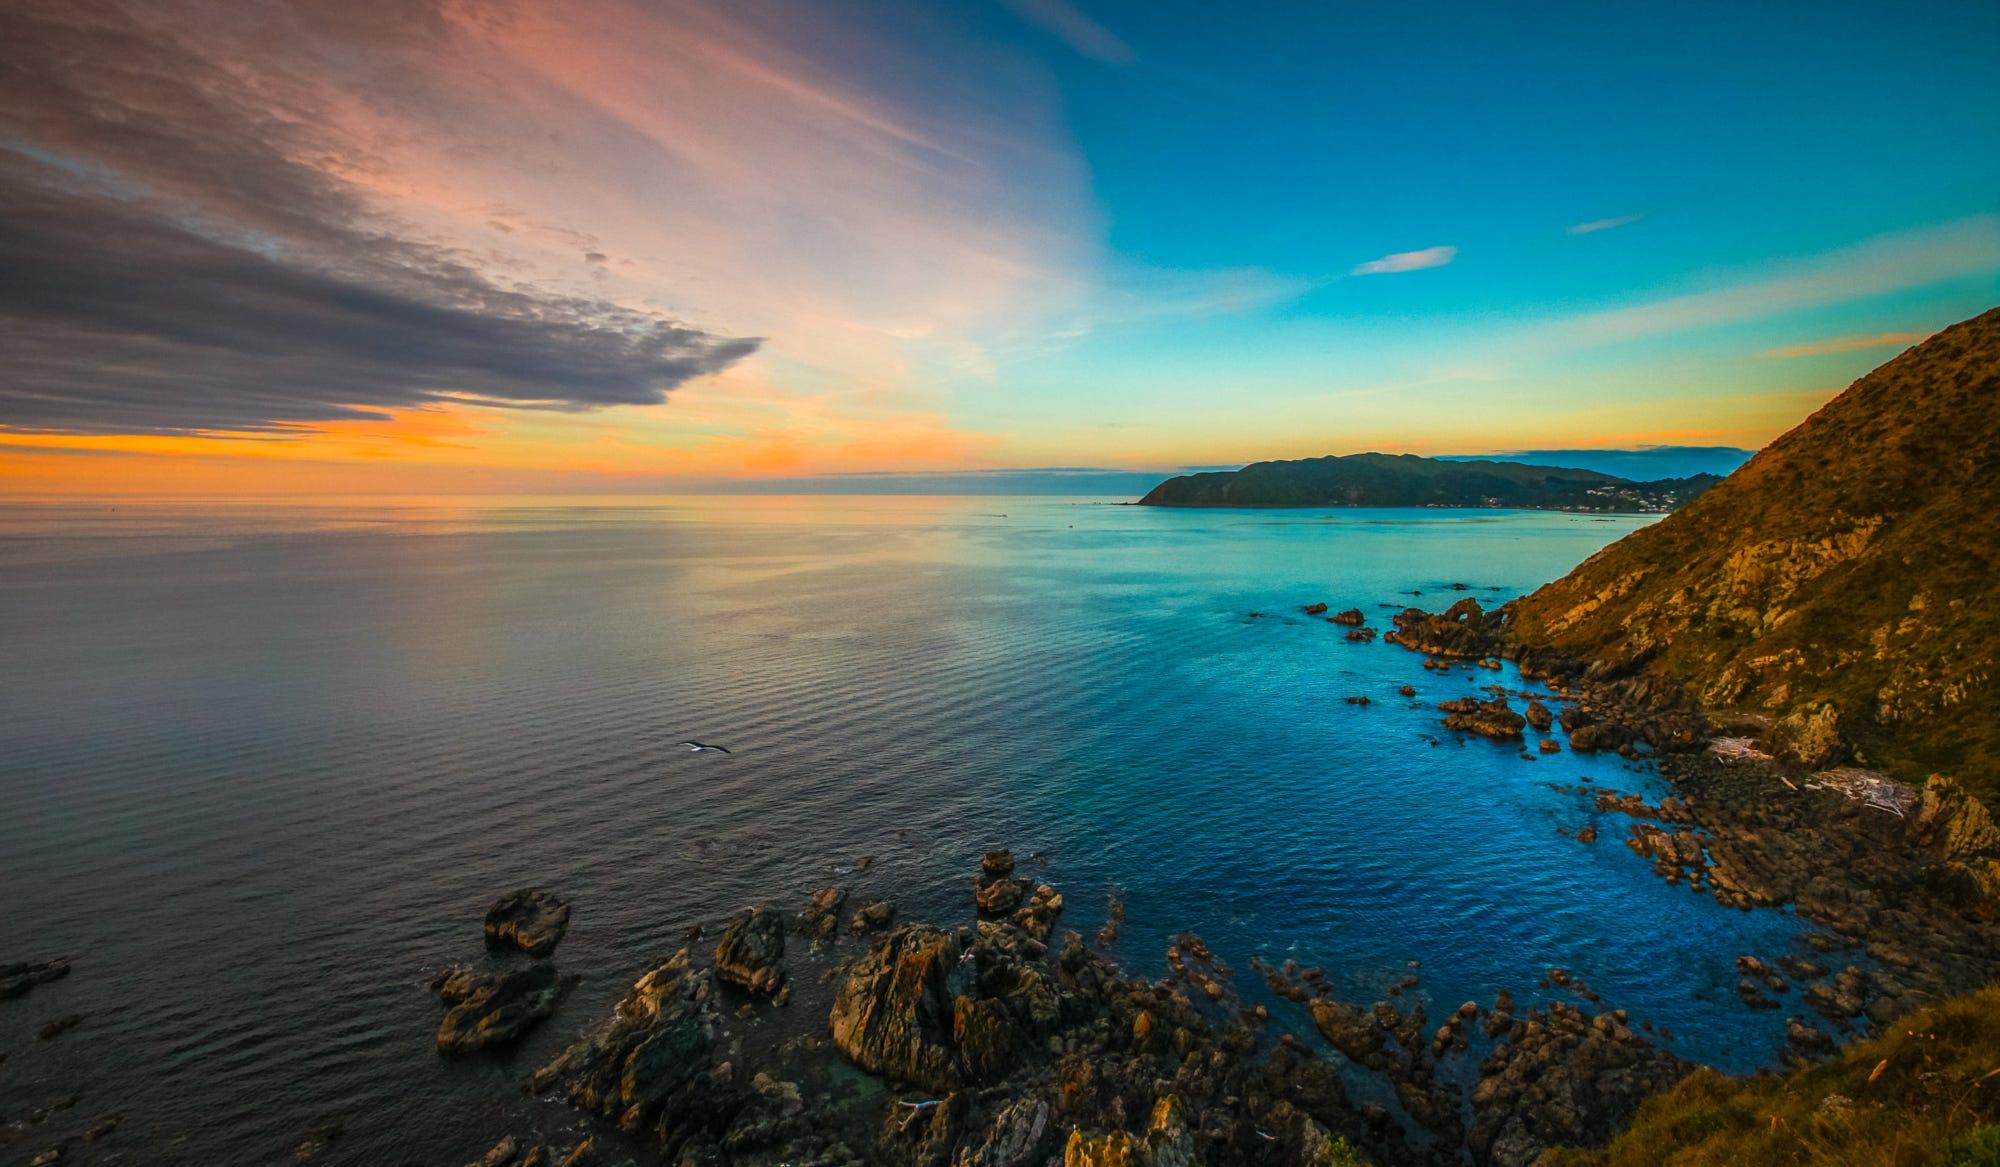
<box><xmin>484</xmin><ymin>889</ymin><xmax>571</xmax><ymax>957</ymax></box>
<box><xmin>1386</xmin><ymin>598</ymin><xmax>1506</xmax><ymax>659</ymax></box>
<box><xmin>432</xmin><ymin>963</ymin><xmax>578</xmax><ymax>1053</ymax></box>
<box><xmin>714</xmin><ymin>905</ymin><xmax>787</xmax><ymax>996</ymax></box>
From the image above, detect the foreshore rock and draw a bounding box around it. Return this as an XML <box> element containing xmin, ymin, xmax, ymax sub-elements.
<box><xmin>484</xmin><ymin>889</ymin><xmax>571</xmax><ymax>957</ymax></box>
<box><xmin>433</xmin><ymin>963</ymin><xmax>578</xmax><ymax>1053</ymax></box>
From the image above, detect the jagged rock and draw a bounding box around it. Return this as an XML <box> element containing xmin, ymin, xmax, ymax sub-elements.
<box><xmin>484</xmin><ymin>889</ymin><xmax>571</xmax><ymax>957</ymax></box>
<box><xmin>1063</xmin><ymin>1096</ymin><xmax>1193</xmax><ymax>1167</ymax></box>
<box><xmin>530</xmin><ymin>950</ymin><xmax>730</xmax><ymax>1150</ymax></box>
<box><xmin>0</xmin><ymin>958</ymin><xmax>70</xmax><ymax>1000</ymax></box>
<box><xmin>1329</xmin><ymin>608</ymin><xmax>1365</xmax><ymax>626</ymax></box>
<box><xmin>829</xmin><ymin>924</ymin><xmax>969</xmax><ymax>1090</ymax></box>
<box><xmin>1303</xmin><ymin>602</ymin><xmax>1329</xmax><ymax>616</ymax></box>
<box><xmin>982</xmin><ymin>850</ymin><xmax>1015</xmax><ymax>879</ymax></box>
<box><xmin>1009</xmin><ymin>884</ymin><xmax>1064</xmax><ymax>941</ymax></box>
<box><xmin>796</xmin><ymin>886</ymin><xmax>848</xmax><ymax>940</ymax></box>
<box><xmin>1524</xmin><ymin>699</ymin><xmax>1553</xmax><ymax>731</ymax></box>
<box><xmin>956</xmin><ymin>1098</ymin><xmax>1050</xmax><ymax>1167</ymax></box>
<box><xmin>433</xmin><ymin>963</ymin><xmax>578</xmax><ymax>1053</ymax></box>
<box><xmin>714</xmin><ymin>906</ymin><xmax>787</xmax><ymax>995</ymax></box>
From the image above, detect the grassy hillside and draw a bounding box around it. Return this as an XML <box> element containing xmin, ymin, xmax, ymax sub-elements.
<box><xmin>1507</xmin><ymin>307</ymin><xmax>2000</xmax><ymax>802</ymax></box>
<box><xmin>1138</xmin><ymin>451</ymin><xmax>1714</xmax><ymax>510</ymax></box>
<box><xmin>1544</xmin><ymin>986</ymin><xmax>2000</xmax><ymax>1167</ymax></box>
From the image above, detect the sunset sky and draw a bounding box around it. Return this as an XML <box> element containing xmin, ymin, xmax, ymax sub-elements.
<box><xmin>2</xmin><ymin>0</ymin><xmax>1997</xmax><ymax>494</ymax></box>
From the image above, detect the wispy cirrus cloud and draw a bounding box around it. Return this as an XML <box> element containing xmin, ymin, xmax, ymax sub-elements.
<box><xmin>1568</xmin><ymin>214</ymin><xmax>1644</xmax><ymax>235</ymax></box>
<box><xmin>1758</xmin><ymin>331</ymin><xmax>1934</xmax><ymax>358</ymax></box>
<box><xmin>1525</xmin><ymin>215</ymin><xmax>2000</xmax><ymax>353</ymax></box>
<box><xmin>999</xmin><ymin>0</ymin><xmax>1135</xmax><ymax>64</ymax></box>
<box><xmin>1352</xmin><ymin>245</ymin><xmax>1457</xmax><ymax>275</ymax></box>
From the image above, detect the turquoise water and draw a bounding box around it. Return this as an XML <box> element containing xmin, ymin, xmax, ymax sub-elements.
<box><xmin>0</xmin><ymin>496</ymin><xmax>1806</xmax><ymax>1162</ymax></box>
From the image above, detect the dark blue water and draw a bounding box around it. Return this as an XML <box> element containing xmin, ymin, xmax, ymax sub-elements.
<box><xmin>0</xmin><ymin>497</ymin><xmax>1804</xmax><ymax>1163</ymax></box>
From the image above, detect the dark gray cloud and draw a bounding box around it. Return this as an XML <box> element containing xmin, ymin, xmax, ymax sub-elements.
<box><xmin>0</xmin><ymin>1</ymin><xmax>759</xmax><ymax>435</ymax></box>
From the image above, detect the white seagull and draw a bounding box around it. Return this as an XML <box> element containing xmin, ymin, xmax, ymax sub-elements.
<box><xmin>680</xmin><ymin>741</ymin><xmax>732</xmax><ymax>754</ymax></box>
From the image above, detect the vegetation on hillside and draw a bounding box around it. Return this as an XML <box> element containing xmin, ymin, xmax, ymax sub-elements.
<box><xmin>1506</xmin><ymin>307</ymin><xmax>2000</xmax><ymax>804</ymax></box>
<box><xmin>1137</xmin><ymin>452</ymin><xmax>1716</xmax><ymax>510</ymax></box>
<box><xmin>1544</xmin><ymin>986</ymin><xmax>2000</xmax><ymax>1167</ymax></box>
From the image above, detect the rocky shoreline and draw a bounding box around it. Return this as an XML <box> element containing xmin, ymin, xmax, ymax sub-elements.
<box><xmin>396</xmin><ymin>832</ymin><xmax>1753</xmax><ymax>1167</ymax></box>
<box><xmin>1384</xmin><ymin>596</ymin><xmax>2000</xmax><ymax>1048</ymax></box>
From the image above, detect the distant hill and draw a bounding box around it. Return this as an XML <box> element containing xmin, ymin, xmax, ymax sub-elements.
<box><xmin>1440</xmin><ymin>446</ymin><xmax>1755</xmax><ymax>481</ymax></box>
<box><xmin>1507</xmin><ymin>307</ymin><xmax>1999</xmax><ymax>796</ymax></box>
<box><xmin>1137</xmin><ymin>451</ymin><xmax>1718</xmax><ymax>511</ymax></box>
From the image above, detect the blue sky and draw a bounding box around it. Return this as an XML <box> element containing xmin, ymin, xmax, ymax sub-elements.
<box><xmin>3</xmin><ymin>0</ymin><xmax>1996</xmax><ymax>492</ymax></box>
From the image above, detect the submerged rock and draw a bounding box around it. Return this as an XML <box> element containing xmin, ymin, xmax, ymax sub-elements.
<box><xmin>433</xmin><ymin>963</ymin><xmax>578</xmax><ymax>1053</ymax></box>
<box><xmin>0</xmin><ymin>958</ymin><xmax>71</xmax><ymax>1000</ymax></box>
<box><xmin>714</xmin><ymin>906</ymin><xmax>787</xmax><ymax>995</ymax></box>
<box><xmin>484</xmin><ymin>889</ymin><xmax>571</xmax><ymax>957</ymax></box>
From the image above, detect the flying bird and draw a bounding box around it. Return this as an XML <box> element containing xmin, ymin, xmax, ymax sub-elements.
<box><xmin>681</xmin><ymin>741</ymin><xmax>731</xmax><ymax>754</ymax></box>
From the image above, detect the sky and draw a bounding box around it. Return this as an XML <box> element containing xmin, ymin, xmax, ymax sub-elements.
<box><xmin>1</xmin><ymin>0</ymin><xmax>1996</xmax><ymax>495</ymax></box>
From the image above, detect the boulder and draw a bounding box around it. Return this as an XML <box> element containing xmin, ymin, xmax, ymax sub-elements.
<box><xmin>484</xmin><ymin>889</ymin><xmax>571</xmax><ymax>957</ymax></box>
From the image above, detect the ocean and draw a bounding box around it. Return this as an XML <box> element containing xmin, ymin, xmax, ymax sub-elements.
<box><xmin>0</xmin><ymin>496</ymin><xmax>1806</xmax><ymax>1163</ymax></box>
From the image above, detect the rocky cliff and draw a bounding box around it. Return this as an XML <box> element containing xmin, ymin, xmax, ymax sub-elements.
<box><xmin>1506</xmin><ymin>307</ymin><xmax>2000</xmax><ymax>800</ymax></box>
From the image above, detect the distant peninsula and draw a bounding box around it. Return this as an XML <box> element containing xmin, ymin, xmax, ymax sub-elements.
<box><xmin>1136</xmin><ymin>451</ymin><xmax>1719</xmax><ymax>511</ymax></box>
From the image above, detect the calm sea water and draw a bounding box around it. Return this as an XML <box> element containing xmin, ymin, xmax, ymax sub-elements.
<box><xmin>0</xmin><ymin>496</ymin><xmax>1807</xmax><ymax>1164</ymax></box>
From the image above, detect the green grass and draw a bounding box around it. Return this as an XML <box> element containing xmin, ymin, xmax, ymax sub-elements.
<box><xmin>1544</xmin><ymin>987</ymin><xmax>2000</xmax><ymax>1167</ymax></box>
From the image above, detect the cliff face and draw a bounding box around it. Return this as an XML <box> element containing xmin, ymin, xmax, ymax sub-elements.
<box><xmin>1138</xmin><ymin>452</ymin><xmax>1714</xmax><ymax>510</ymax></box>
<box><xmin>1508</xmin><ymin>307</ymin><xmax>2000</xmax><ymax>798</ymax></box>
